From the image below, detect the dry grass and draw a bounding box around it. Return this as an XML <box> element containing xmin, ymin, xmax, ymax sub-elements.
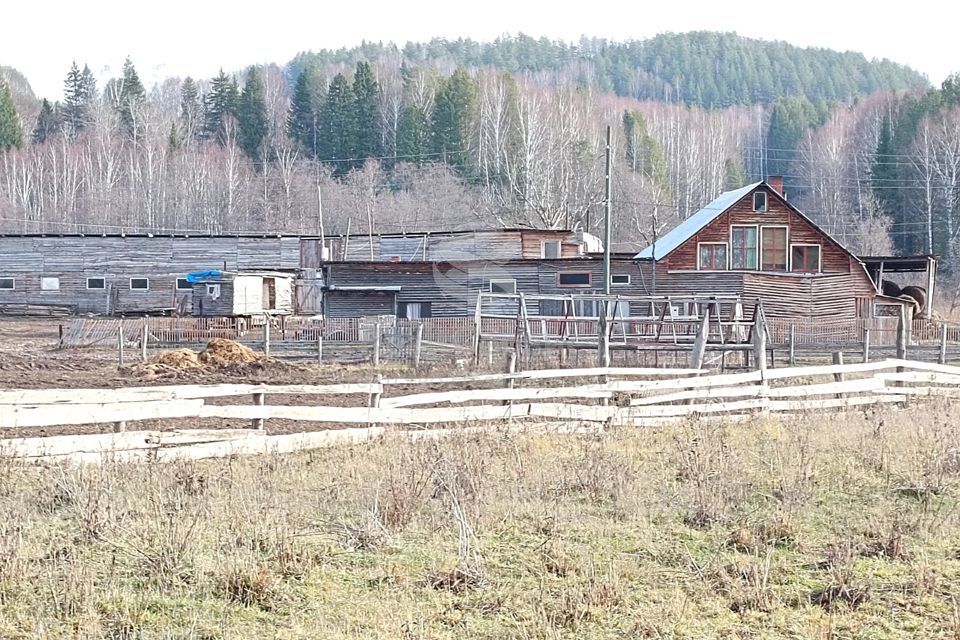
<box><xmin>4</xmin><ymin>403</ymin><xmax>960</xmax><ymax>637</ymax></box>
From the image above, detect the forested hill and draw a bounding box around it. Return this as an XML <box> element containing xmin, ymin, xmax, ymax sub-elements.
<box><xmin>288</xmin><ymin>31</ymin><xmax>928</xmax><ymax>108</ymax></box>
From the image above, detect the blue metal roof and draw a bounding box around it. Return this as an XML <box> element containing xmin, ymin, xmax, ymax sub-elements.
<box><xmin>634</xmin><ymin>181</ymin><xmax>763</xmax><ymax>260</ymax></box>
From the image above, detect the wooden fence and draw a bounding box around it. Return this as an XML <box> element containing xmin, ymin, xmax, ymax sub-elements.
<box><xmin>4</xmin><ymin>359</ymin><xmax>960</xmax><ymax>463</ymax></box>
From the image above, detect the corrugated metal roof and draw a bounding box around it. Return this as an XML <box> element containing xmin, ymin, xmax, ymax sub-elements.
<box><xmin>634</xmin><ymin>182</ymin><xmax>763</xmax><ymax>260</ymax></box>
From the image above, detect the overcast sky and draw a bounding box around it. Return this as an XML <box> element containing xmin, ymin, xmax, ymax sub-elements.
<box><xmin>3</xmin><ymin>0</ymin><xmax>957</xmax><ymax>100</ymax></box>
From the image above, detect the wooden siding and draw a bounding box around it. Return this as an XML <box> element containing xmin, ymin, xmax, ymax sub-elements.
<box><xmin>520</xmin><ymin>231</ymin><xmax>584</xmax><ymax>258</ymax></box>
<box><xmin>665</xmin><ymin>185</ymin><xmax>852</xmax><ymax>274</ymax></box>
<box><xmin>741</xmin><ymin>271</ymin><xmax>877</xmax><ymax>320</ymax></box>
<box><xmin>325</xmin><ymin>291</ymin><xmax>396</xmax><ymax>318</ymax></box>
<box><xmin>0</xmin><ymin>236</ymin><xmax>299</xmax><ymax>314</ymax></box>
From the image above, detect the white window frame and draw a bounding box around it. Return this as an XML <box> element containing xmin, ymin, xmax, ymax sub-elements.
<box><xmin>790</xmin><ymin>243</ymin><xmax>822</xmax><ymax>273</ymax></box>
<box><xmin>729</xmin><ymin>225</ymin><xmax>759</xmax><ymax>270</ymax></box>
<box><xmin>40</xmin><ymin>277</ymin><xmax>60</xmax><ymax>291</ymax></box>
<box><xmin>175</xmin><ymin>278</ymin><xmax>192</xmax><ymax>291</ymax></box>
<box><xmin>541</xmin><ymin>239</ymin><xmax>562</xmax><ymax>259</ymax></box>
<box><xmin>697</xmin><ymin>242</ymin><xmax>729</xmax><ymax>271</ymax></box>
<box><xmin>759</xmin><ymin>225</ymin><xmax>789</xmax><ymax>272</ymax></box>
<box><xmin>488</xmin><ymin>279</ymin><xmax>516</xmax><ymax>294</ymax></box>
<box><xmin>611</xmin><ymin>274</ymin><xmax>631</xmax><ymax>286</ymax></box>
<box><xmin>129</xmin><ymin>277</ymin><xmax>150</xmax><ymax>291</ymax></box>
<box><xmin>86</xmin><ymin>277</ymin><xmax>106</xmax><ymax>290</ymax></box>
<box><xmin>556</xmin><ymin>271</ymin><xmax>593</xmax><ymax>288</ymax></box>
<box><xmin>0</xmin><ymin>277</ymin><xmax>15</xmax><ymax>290</ymax></box>
<box><xmin>753</xmin><ymin>191</ymin><xmax>768</xmax><ymax>212</ymax></box>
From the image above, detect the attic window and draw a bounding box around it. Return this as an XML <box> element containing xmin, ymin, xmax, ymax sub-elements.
<box><xmin>753</xmin><ymin>191</ymin><xmax>768</xmax><ymax>212</ymax></box>
<box><xmin>541</xmin><ymin>240</ymin><xmax>561</xmax><ymax>259</ymax></box>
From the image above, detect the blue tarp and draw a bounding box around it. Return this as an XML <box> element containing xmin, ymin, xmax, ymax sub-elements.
<box><xmin>185</xmin><ymin>270</ymin><xmax>223</xmax><ymax>283</ymax></box>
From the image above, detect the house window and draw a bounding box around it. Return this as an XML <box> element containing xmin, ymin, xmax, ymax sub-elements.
<box><xmin>0</xmin><ymin>278</ymin><xmax>14</xmax><ymax>290</ymax></box>
<box><xmin>86</xmin><ymin>278</ymin><xmax>106</xmax><ymax>290</ymax></box>
<box><xmin>557</xmin><ymin>272</ymin><xmax>592</xmax><ymax>287</ymax></box>
<box><xmin>176</xmin><ymin>278</ymin><xmax>192</xmax><ymax>291</ymax></box>
<box><xmin>791</xmin><ymin>244</ymin><xmax>821</xmax><ymax>273</ymax></box>
<box><xmin>489</xmin><ymin>279</ymin><xmax>516</xmax><ymax>294</ymax></box>
<box><xmin>731</xmin><ymin>226</ymin><xmax>758</xmax><ymax>269</ymax></box>
<box><xmin>130</xmin><ymin>278</ymin><xmax>150</xmax><ymax>291</ymax></box>
<box><xmin>753</xmin><ymin>191</ymin><xmax>767</xmax><ymax>212</ymax></box>
<box><xmin>761</xmin><ymin>227</ymin><xmax>788</xmax><ymax>271</ymax></box>
<box><xmin>541</xmin><ymin>240</ymin><xmax>562</xmax><ymax>259</ymax></box>
<box><xmin>698</xmin><ymin>243</ymin><xmax>728</xmax><ymax>270</ymax></box>
<box><xmin>398</xmin><ymin>302</ymin><xmax>432</xmax><ymax>319</ymax></box>
<box><xmin>40</xmin><ymin>277</ymin><xmax>60</xmax><ymax>291</ymax></box>
<box><xmin>611</xmin><ymin>274</ymin><xmax>631</xmax><ymax>285</ymax></box>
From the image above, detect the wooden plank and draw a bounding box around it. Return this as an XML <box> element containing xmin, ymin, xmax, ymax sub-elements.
<box><xmin>382</xmin><ymin>386</ymin><xmax>614</xmax><ymax>408</ymax></box>
<box><xmin>874</xmin><ymin>386</ymin><xmax>960</xmax><ymax>398</ymax></box>
<box><xmin>198</xmin><ymin>403</ymin><xmax>524</xmax><ymax>424</ymax></box>
<box><xmin>629</xmin><ymin>377</ymin><xmax>884</xmax><ymax>406</ymax></box>
<box><xmin>884</xmin><ymin>359</ymin><xmax>960</xmax><ymax>376</ymax></box>
<box><xmin>382</xmin><ymin>366</ymin><xmax>702</xmax><ymax>386</ymax></box>
<box><xmin>0</xmin><ymin>399</ymin><xmax>205</xmax><ymax>429</ymax></box>
<box><xmin>875</xmin><ymin>372</ymin><xmax>960</xmax><ymax>385</ymax></box>
<box><xmin>0</xmin><ymin>383</ymin><xmax>381</xmax><ymax>405</ymax></box>
<box><xmin>0</xmin><ymin>429</ymin><xmax>257</xmax><ymax>458</ymax></box>
<box><xmin>767</xmin><ymin>395</ymin><xmax>904</xmax><ymax>411</ymax></box>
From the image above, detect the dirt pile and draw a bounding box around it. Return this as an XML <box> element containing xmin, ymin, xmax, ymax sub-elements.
<box><xmin>197</xmin><ymin>338</ymin><xmax>261</xmax><ymax>367</ymax></box>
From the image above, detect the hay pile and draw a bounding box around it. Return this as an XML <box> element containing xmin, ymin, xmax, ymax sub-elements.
<box><xmin>197</xmin><ymin>338</ymin><xmax>261</xmax><ymax>367</ymax></box>
<box><xmin>133</xmin><ymin>339</ymin><xmax>264</xmax><ymax>379</ymax></box>
<box><xmin>151</xmin><ymin>348</ymin><xmax>203</xmax><ymax>370</ymax></box>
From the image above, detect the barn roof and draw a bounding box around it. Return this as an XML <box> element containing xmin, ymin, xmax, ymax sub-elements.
<box><xmin>634</xmin><ymin>182</ymin><xmax>762</xmax><ymax>260</ymax></box>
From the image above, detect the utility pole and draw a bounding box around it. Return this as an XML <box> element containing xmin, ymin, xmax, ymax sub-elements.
<box><xmin>599</xmin><ymin>125</ymin><xmax>613</xmax><ymax>368</ymax></box>
<box><xmin>317</xmin><ymin>182</ymin><xmax>326</xmax><ymax>259</ymax></box>
<box><xmin>603</xmin><ymin>125</ymin><xmax>613</xmax><ymax>295</ymax></box>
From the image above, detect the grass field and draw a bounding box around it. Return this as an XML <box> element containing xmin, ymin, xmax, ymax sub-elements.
<box><xmin>4</xmin><ymin>402</ymin><xmax>960</xmax><ymax>639</ymax></box>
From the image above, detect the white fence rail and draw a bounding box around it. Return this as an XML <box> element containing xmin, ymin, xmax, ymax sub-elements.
<box><xmin>3</xmin><ymin>359</ymin><xmax>960</xmax><ymax>462</ymax></box>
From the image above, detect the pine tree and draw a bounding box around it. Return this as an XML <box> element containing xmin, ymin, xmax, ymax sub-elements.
<box><xmin>871</xmin><ymin>114</ymin><xmax>901</xmax><ymax>249</ymax></box>
<box><xmin>31</xmin><ymin>99</ymin><xmax>61</xmax><ymax>144</ymax></box>
<box><xmin>237</xmin><ymin>67</ymin><xmax>268</xmax><ymax>162</ymax></box>
<box><xmin>179</xmin><ymin>77</ymin><xmax>201</xmax><ymax>143</ymax></box>
<box><xmin>202</xmin><ymin>70</ymin><xmax>240</xmax><ymax>145</ymax></box>
<box><xmin>352</xmin><ymin>61</ymin><xmax>382</xmax><ymax>165</ymax></box>
<box><xmin>318</xmin><ymin>73</ymin><xmax>355</xmax><ymax>174</ymax></box>
<box><xmin>62</xmin><ymin>62</ymin><xmax>96</xmax><ymax>136</ymax></box>
<box><xmin>396</xmin><ymin>104</ymin><xmax>429</xmax><ymax>163</ymax></box>
<box><xmin>287</xmin><ymin>65</ymin><xmax>324</xmax><ymax>157</ymax></box>
<box><xmin>431</xmin><ymin>68</ymin><xmax>476</xmax><ymax>172</ymax></box>
<box><xmin>0</xmin><ymin>79</ymin><xmax>23</xmax><ymax>151</ymax></box>
<box><xmin>116</xmin><ymin>57</ymin><xmax>146</xmax><ymax>139</ymax></box>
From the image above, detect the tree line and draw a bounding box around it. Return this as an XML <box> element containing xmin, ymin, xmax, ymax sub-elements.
<box><xmin>289</xmin><ymin>32</ymin><xmax>927</xmax><ymax>108</ymax></box>
<box><xmin>0</xmin><ymin>45</ymin><xmax>958</xmax><ymax>276</ymax></box>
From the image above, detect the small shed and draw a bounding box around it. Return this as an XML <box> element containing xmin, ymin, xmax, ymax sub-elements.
<box><xmin>189</xmin><ymin>271</ymin><xmax>294</xmax><ymax>317</ymax></box>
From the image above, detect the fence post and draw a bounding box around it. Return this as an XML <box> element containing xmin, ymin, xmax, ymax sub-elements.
<box><xmin>863</xmin><ymin>329</ymin><xmax>871</xmax><ymax>363</ymax></box>
<box><xmin>506</xmin><ymin>351</ymin><xmax>517</xmax><ymax>390</ymax></box>
<box><xmin>117</xmin><ymin>323</ymin><xmax>124</xmax><ymax>368</ymax></box>
<box><xmin>141</xmin><ymin>319</ymin><xmax>148</xmax><ymax>362</ymax></box>
<box><xmin>690</xmin><ymin>308</ymin><xmax>710</xmax><ymax>370</ymax></box>
<box><xmin>317</xmin><ymin>335</ymin><xmax>323</xmax><ymax>365</ymax></box>
<box><xmin>411</xmin><ymin>321</ymin><xmax>424</xmax><ymax>369</ymax></box>
<box><xmin>751</xmin><ymin>307</ymin><xmax>768</xmax><ymax>389</ymax></box>
<box><xmin>263</xmin><ymin>320</ymin><xmax>271</xmax><ymax>357</ymax></box>
<box><xmin>113</xmin><ymin>421</ymin><xmax>126</xmax><ymax>433</ymax></box>
<box><xmin>788</xmin><ymin>324</ymin><xmax>796</xmax><ymax>366</ymax></box>
<box><xmin>58</xmin><ymin>324</ymin><xmax>64</xmax><ymax>349</ymax></box>
<box><xmin>896</xmin><ymin>305</ymin><xmax>908</xmax><ymax>361</ymax></box>
<box><xmin>372</xmin><ymin>322</ymin><xmax>381</xmax><ymax>367</ymax></box>
<box><xmin>832</xmin><ymin>352</ymin><xmax>845</xmax><ymax>382</ymax></box>
<box><xmin>369</xmin><ymin>373</ymin><xmax>383</xmax><ymax>409</ymax></box>
<box><xmin>940</xmin><ymin>323</ymin><xmax>948</xmax><ymax>365</ymax></box>
<box><xmin>252</xmin><ymin>387</ymin><xmax>266</xmax><ymax>431</ymax></box>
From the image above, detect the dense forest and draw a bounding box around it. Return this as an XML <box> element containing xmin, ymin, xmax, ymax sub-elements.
<box><xmin>0</xmin><ymin>32</ymin><xmax>958</xmax><ymax>274</ymax></box>
<box><xmin>289</xmin><ymin>32</ymin><xmax>927</xmax><ymax>108</ymax></box>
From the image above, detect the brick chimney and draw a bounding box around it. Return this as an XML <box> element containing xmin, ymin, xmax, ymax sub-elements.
<box><xmin>768</xmin><ymin>176</ymin><xmax>784</xmax><ymax>196</ymax></box>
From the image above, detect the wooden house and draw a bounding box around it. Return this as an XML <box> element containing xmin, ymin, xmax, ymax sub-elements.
<box><xmin>190</xmin><ymin>272</ymin><xmax>294</xmax><ymax>317</ymax></box>
<box><xmin>632</xmin><ymin>180</ymin><xmax>892</xmax><ymax>320</ymax></box>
